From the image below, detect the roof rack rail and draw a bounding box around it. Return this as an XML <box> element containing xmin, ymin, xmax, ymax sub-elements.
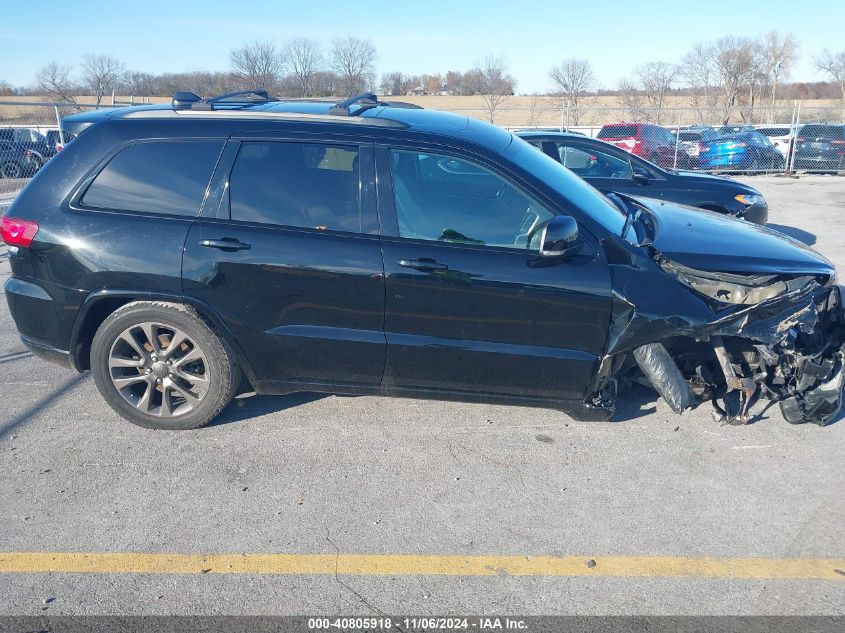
<box><xmin>172</xmin><ymin>89</ymin><xmax>275</xmax><ymax>111</ymax></box>
<box><xmin>328</xmin><ymin>92</ymin><xmax>423</xmax><ymax>117</ymax></box>
<box><xmin>328</xmin><ymin>92</ymin><xmax>379</xmax><ymax>116</ymax></box>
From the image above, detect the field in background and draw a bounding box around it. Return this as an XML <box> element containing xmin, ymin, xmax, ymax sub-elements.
<box><xmin>2</xmin><ymin>94</ymin><xmax>844</xmax><ymax>127</ymax></box>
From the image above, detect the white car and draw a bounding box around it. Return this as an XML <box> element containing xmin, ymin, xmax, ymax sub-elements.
<box><xmin>756</xmin><ymin>126</ymin><xmax>799</xmax><ymax>159</ymax></box>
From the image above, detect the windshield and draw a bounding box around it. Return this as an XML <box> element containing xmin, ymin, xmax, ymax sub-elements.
<box><xmin>504</xmin><ymin>135</ymin><xmax>626</xmax><ymax>235</ymax></box>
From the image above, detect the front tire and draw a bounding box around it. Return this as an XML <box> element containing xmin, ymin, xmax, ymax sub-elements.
<box><xmin>90</xmin><ymin>301</ymin><xmax>239</xmax><ymax>430</ymax></box>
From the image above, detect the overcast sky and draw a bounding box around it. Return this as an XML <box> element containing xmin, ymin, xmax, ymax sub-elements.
<box><xmin>2</xmin><ymin>0</ymin><xmax>843</xmax><ymax>93</ymax></box>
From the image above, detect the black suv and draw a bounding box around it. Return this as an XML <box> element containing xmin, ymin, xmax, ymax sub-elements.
<box><xmin>3</xmin><ymin>92</ymin><xmax>844</xmax><ymax>429</ymax></box>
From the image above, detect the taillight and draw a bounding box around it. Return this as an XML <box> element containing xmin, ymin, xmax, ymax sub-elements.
<box><xmin>23</xmin><ymin>149</ymin><xmax>31</xmax><ymax>157</ymax></box>
<box><xmin>1</xmin><ymin>217</ymin><xmax>39</xmax><ymax>247</ymax></box>
<box><xmin>55</xmin><ymin>144</ymin><xmax>64</xmax><ymax>152</ymax></box>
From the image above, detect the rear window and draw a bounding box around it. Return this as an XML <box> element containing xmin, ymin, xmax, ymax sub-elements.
<box><xmin>598</xmin><ymin>125</ymin><xmax>638</xmax><ymax>139</ymax></box>
<box><xmin>799</xmin><ymin>125</ymin><xmax>845</xmax><ymax>140</ymax></box>
<box><xmin>81</xmin><ymin>140</ymin><xmax>223</xmax><ymax>216</ymax></box>
<box><xmin>757</xmin><ymin>127</ymin><xmax>791</xmax><ymax>137</ymax></box>
<box><xmin>678</xmin><ymin>132</ymin><xmax>701</xmax><ymax>142</ymax></box>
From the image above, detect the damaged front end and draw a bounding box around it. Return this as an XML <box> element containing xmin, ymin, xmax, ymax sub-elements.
<box><xmin>586</xmin><ymin>228</ymin><xmax>845</xmax><ymax>426</ymax></box>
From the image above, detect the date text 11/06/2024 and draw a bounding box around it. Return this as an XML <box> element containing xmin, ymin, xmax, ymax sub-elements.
<box><xmin>307</xmin><ymin>616</ymin><xmax>528</xmax><ymax>630</ymax></box>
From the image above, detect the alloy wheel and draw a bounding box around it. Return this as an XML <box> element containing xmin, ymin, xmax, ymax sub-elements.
<box><xmin>107</xmin><ymin>321</ymin><xmax>210</xmax><ymax>417</ymax></box>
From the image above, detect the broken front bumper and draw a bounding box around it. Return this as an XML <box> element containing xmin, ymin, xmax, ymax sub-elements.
<box><xmin>591</xmin><ymin>236</ymin><xmax>845</xmax><ymax>426</ymax></box>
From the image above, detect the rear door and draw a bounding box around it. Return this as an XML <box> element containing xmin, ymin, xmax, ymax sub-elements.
<box><xmin>182</xmin><ymin>135</ymin><xmax>386</xmax><ymax>391</ymax></box>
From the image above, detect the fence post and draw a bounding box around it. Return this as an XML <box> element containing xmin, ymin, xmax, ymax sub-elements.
<box><xmin>673</xmin><ymin>111</ymin><xmax>681</xmax><ymax>169</ymax></box>
<box><xmin>54</xmin><ymin>106</ymin><xmax>64</xmax><ymax>146</ymax></box>
<box><xmin>786</xmin><ymin>101</ymin><xmax>801</xmax><ymax>174</ymax></box>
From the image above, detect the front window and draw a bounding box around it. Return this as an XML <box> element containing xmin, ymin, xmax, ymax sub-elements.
<box><xmin>389</xmin><ymin>149</ymin><xmax>553</xmax><ymax>250</ymax></box>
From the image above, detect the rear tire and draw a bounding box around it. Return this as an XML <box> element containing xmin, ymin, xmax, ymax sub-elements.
<box><xmin>90</xmin><ymin>301</ymin><xmax>239</xmax><ymax>430</ymax></box>
<box><xmin>0</xmin><ymin>161</ymin><xmax>22</xmax><ymax>178</ymax></box>
<box><xmin>28</xmin><ymin>155</ymin><xmax>44</xmax><ymax>176</ymax></box>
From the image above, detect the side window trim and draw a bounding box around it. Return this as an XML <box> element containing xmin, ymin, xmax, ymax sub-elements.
<box><xmin>199</xmin><ymin>138</ymin><xmax>241</xmax><ymax>220</ymax></box>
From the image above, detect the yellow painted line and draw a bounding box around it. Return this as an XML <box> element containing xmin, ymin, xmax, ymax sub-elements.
<box><xmin>0</xmin><ymin>552</ymin><xmax>843</xmax><ymax>580</ymax></box>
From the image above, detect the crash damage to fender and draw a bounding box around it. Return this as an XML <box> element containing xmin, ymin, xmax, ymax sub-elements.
<box><xmin>584</xmin><ymin>227</ymin><xmax>845</xmax><ymax>427</ymax></box>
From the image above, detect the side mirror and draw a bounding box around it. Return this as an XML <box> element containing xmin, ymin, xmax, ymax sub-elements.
<box><xmin>632</xmin><ymin>166</ymin><xmax>650</xmax><ymax>184</ymax></box>
<box><xmin>540</xmin><ymin>215</ymin><xmax>581</xmax><ymax>258</ymax></box>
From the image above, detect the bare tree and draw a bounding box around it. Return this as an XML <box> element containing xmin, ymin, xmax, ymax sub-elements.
<box><xmin>283</xmin><ymin>38</ymin><xmax>323</xmax><ymax>97</ymax></box>
<box><xmin>617</xmin><ymin>78</ymin><xmax>646</xmax><ymax>120</ymax></box>
<box><xmin>478</xmin><ymin>55</ymin><xmax>515</xmax><ymax>123</ymax></box>
<box><xmin>380</xmin><ymin>71</ymin><xmax>409</xmax><ymax>96</ymax></box>
<box><xmin>460</xmin><ymin>68</ymin><xmax>485</xmax><ymax>96</ymax></box>
<box><xmin>331</xmin><ymin>36</ymin><xmax>377</xmax><ymax>97</ymax></box>
<box><xmin>444</xmin><ymin>71</ymin><xmax>463</xmax><ymax>95</ymax></box>
<box><xmin>634</xmin><ymin>61</ymin><xmax>678</xmax><ymax>124</ymax></box>
<box><xmin>311</xmin><ymin>71</ymin><xmax>339</xmax><ymax>97</ymax></box>
<box><xmin>124</xmin><ymin>71</ymin><xmax>156</xmax><ymax>98</ymax></box>
<box><xmin>816</xmin><ymin>48</ymin><xmax>845</xmax><ymax>106</ymax></box>
<box><xmin>424</xmin><ymin>73</ymin><xmax>444</xmax><ymax>95</ymax></box>
<box><xmin>761</xmin><ymin>31</ymin><xmax>797</xmax><ymax>108</ymax></box>
<box><xmin>548</xmin><ymin>58</ymin><xmax>595</xmax><ymax>125</ymax></box>
<box><xmin>712</xmin><ymin>36</ymin><xmax>759</xmax><ymax>123</ymax></box>
<box><xmin>36</xmin><ymin>62</ymin><xmax>78</xmax><ymax>106</ymax></box>
<box><xmin>230</xmin><ymin>40</ymin><xmax>283</xmax><ymax>92</ymax></box>
<box><xmin>681</xmin><ymin>41</ymin><xmax>718</xmax><ymax>117</ymax></box>
<box><xmin>81</xmin><ymin>54</ymin><xmax>126</xmax><ymax>105</ymax></box>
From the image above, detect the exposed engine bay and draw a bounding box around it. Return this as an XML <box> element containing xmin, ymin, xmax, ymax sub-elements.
<box><xmin>587</xmin><ymin>233</ymin><xmax>845</xmax><ymax>426</ymax></box>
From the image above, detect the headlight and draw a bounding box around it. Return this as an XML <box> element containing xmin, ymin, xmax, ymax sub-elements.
<box><xmin>659</xmin><ymin>258</ymin><xmax>815</xmax><ymax>305</ymax></box>
<box><xmin>679</xmin><ymin>275</ymin><xmax>807</xmax><ymax>305</ymax></box>
<box><xmin>735</xmin><ymin>193</ymin><xmax>765</xmax><ymax>206</ymax></box>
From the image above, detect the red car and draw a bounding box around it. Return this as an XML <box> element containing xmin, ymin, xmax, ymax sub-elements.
<box><xmin>597</xmin><ymin>123</ymin><xmax>679</xmax><ymax>168</ymax></box>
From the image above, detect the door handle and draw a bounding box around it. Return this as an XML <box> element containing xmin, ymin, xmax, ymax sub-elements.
<box><xmin>398</xmin><ymin>258</ymin><xmax>448</xmax><ymax>271</ymax></box>
<box><xmin>200</xmin><ymin>238</ymin><xmax>251</xmax><ymax>251</ymax></box>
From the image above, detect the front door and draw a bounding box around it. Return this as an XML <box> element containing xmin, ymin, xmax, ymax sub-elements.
<box><xmin>377</xmin><ymin>146</ymin><xmax>612</xmax><ymax>404</ymax></box>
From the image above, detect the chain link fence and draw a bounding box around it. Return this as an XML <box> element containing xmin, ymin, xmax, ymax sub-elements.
<box><xmin>2</xmin><ymin>100</ymin><xmax>844</xmax><ymax>211</ymax></box>
<box><xmin>0</xmin><ymin>101</ymin><xmax>119</xmax><ymax>207</ymax></box>
<box><xmin>459</xmin><ymin>102</ymin><xmax>845</xmax><ymax>175</ymax></box>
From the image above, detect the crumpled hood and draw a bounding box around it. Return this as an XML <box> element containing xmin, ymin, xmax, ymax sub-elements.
<box><xmin>636</xmin><ymin>197</ymin><xmax>834</xmax><ymax>275</ymax></box>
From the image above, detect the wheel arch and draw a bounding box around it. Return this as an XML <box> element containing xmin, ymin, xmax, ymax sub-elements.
<box><xmin>70</xmin><ymin>289</ymin><xmax>257</xmax><ymax>384</ymax></box>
